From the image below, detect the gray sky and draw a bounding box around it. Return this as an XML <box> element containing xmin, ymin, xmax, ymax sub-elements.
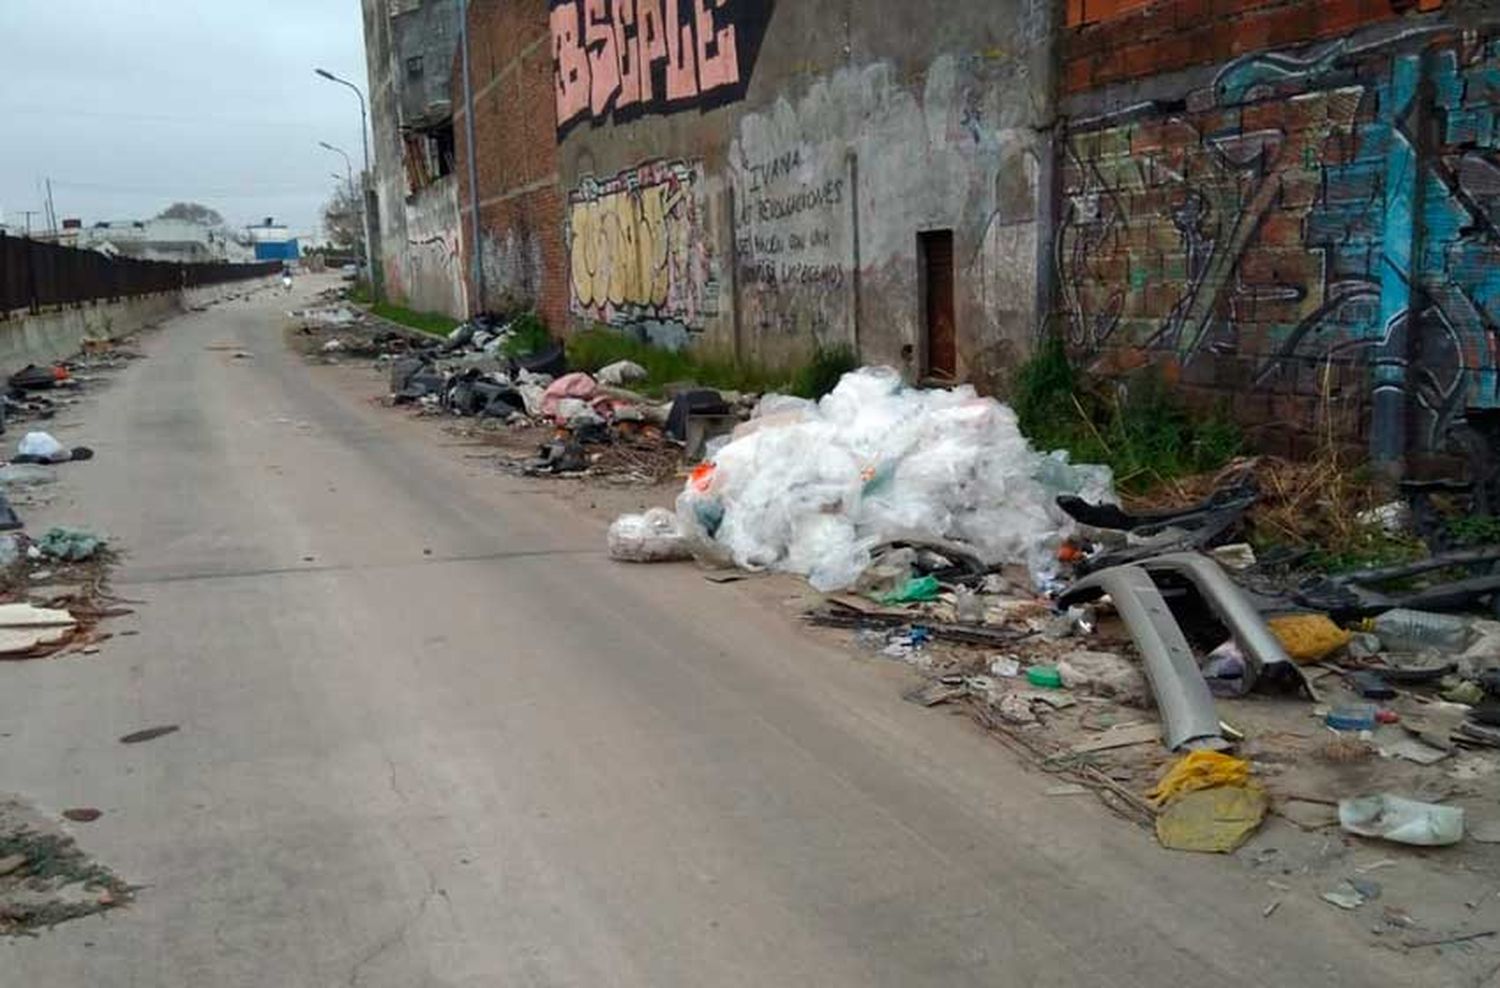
<box><xmin>0</xmin><ymin>0</ymin><xmax>368</xmax><ymax>242</ymax></box>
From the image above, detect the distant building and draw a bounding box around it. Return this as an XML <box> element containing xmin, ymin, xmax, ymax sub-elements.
<box><xmin>69</xmin><ymin>218</ymin><xmax>253</xmax><ymax>263</ymax></box>
<box><xmin>246</xmin><ymin>218</ymin><xmax>300</xmax><ymax>263</ymax></box>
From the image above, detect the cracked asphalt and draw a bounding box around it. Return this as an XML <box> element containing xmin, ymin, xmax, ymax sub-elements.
<box><xmin>0</xmin><ymin>278</ymin><xmax>1440</xmax><ymax>985</ymax></box>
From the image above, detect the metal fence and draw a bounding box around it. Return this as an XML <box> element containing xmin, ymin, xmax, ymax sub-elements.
<box><xmin>0</xmin><ymin>233</ymin><xmax>280</xmax><ymax>317</ymax></box>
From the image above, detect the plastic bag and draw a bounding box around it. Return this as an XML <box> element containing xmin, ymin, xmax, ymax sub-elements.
<box><xmin>1338</xmin><ymin>794</ymin><xmax>1464</xmax><ymax>846</ymax></box>
<box><xmin>17</xmin><ymin>432</ymin><xmax>65</xmax><ymax>462</ymax></box>
<box><xmin>675</xmin><ymin>367</ymin><xmax>1113</xmax><ymax>591</ymax></box>
<box><xmin>607</xmin><ymin>508</ymin><xmax>692</xmax><ymax>562</ymax></box>
<box><xmin>1147</xmin><ymin>751</ymin><xmax>1252</xmax><ymax>807</ymax></box>
<box><xmin>596</xmin><ymin>360</ymin><xmax>647</xmax><ymax>386</ymax></box>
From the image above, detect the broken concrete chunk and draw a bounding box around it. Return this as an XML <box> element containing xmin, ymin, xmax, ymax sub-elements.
<box><xmin>1056</xmin><ymin>649</ymin><xmax>1148</xmax><ymax>702</ymax></box>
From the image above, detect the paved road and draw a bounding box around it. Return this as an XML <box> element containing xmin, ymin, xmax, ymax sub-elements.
<box><xmin>1</xmin><ymin>279</ymin><xmax>1421</xmax><ymax>985</ymax></box>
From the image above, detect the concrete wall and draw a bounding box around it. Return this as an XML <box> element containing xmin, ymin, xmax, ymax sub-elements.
<box><xmin>0</xmin><ymin>279</ymin><xmax>273</xmax><ymax>375</ymax></box>
<box><xmin>546</xmin><ymin>0</ymin><xmax>1057</xmax><ymax>382</ymax></box>
<box><xmin>1056</xmin><ymin>0</ymin><xmax>1500</xmax><ymax>463</ymax></box>
<box><xmin>363</xmin><ymin>0</ymin><xmax>467</xmax><ymax>318</ymax></box>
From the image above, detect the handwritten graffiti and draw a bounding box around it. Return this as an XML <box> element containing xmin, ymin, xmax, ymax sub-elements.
<box><xmin>567</xmin><ymin>159</ymin><xmax>717</xmax><ymax>338</ymax></box>
<box><xmin>1058</xmin><ymin>31</ymin><xmax>1500</xmax><ymax>454</ymax></box>
<box><xmin>550</xmin><ymin>0</ymin><xmax>774</xmax><ymax>135</ymax></box>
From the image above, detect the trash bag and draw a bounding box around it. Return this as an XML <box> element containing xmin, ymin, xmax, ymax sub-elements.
<box><xmin>17</xmin><ymin>432</ymin><xmax>66</xmax><ymax>462</ymax></box>
<box><xmin>607</xmin><ymin>508</ymin><xmax>692</xmax><ymax>562</ymax></box>
<box><xmin>597</xmin><ymin>360</ymin><xmax>648</xmax><ymax>386</ymax></box>
<box><xmin>675</xmin><ymin>367</ymin><xmax>1112</xmax><ymax>590</ymax></box>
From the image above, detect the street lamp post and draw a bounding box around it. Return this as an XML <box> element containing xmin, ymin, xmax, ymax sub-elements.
<box><xmin>315</xmin><ymin>68</ymin><xmax>380</xmax><ymax>301</ymax></box>
<box><xmin>318</xmin><ymin>141</ymin><xmax>359</xmax><ymax>262</ymax></box>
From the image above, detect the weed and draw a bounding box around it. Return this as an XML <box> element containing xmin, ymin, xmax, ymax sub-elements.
<box><xmin>565</xmin><ymin>327</ymin><xmax>791</xmax><ymax>397</ymax></box>
<box><xmin>1010</xmin><ymin>334</ymin><xmax>1242</xmax><ymax>493</ymax></box>
<box><xmin>368</xmin><ymin>301</ymin><xmax>459</xmax><ymax>337</ymax></box>
<box><xmin>788</xmin><ymin>344</ymin><xmax>859</xmax><ymax>400</ymax></box>
<box><xmin>500</xmin><ymin>311</ymin><xmax>550</xmax><ymax>357</ymax></box>
<box><xmin>1445</xmin><ymin>514</ymin><xmax>1500</xmax><ymax>547</ymax></box>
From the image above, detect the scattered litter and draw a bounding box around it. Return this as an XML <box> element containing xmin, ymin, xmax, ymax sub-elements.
<box><xmin>879</xmin><ymin>575</ymin><xmax>940</xmax><ymax>605</ymax></box>
<box><xmin>1338</xmin><ymin>794</ymin><xmax>1464</xmax><ymax>846</ymax></box>
<box><xmin>989</xmin><ymin>655</ymin><xmax>1021</xmax><ymax>678</ymax></box>
<box><xmin>1372</xmin><ymin>608</ymin><xmax>1472</xmax><ymax>653</ymax></box>
<box><xmin>0</xmin><ymin>603</ymin><xmax>76</xmax><ymax>655</ymax></box>
<box><xmin>1045</xmin><ymin>784</ymin><xmax>1090</xmax><ymax>797</ymax></box>
<box><xmin>607</xmin><ymin>509</ymin><xmax>691</xmax><ymax>563</ymax></box>
<box><xmin>1055</xmin><ymin>649</ymin><xmax>1146</xmax><ymax>701</ymax></box>
<box><xmin>1321</xmin><ymin>881</ymin><xmax>1368</xmax><ymax>910</ymax></box>
<box><xmin>61</xmin><ymin>808</ymin><xmax>101</xmax><ymax>823</ymax></box>
<box><xmin>1267</xmin><ymin>613</ymin><xmax>1351</xmax><ymax>664</ymax></box>
<box><xmin>1262</xmin><ymin>900</ymin><xmax>1281</xmax><ymax>918</ymax></box>
<box><xmin>1026</xmin><ymin>665</ymin><xmax>1063</xmax><ymax>689</ymax></box>
<box><xmin>119</xmin><ymin>725</ymin><xmax>179</xmax><ymax>744</ymax></box>
<box><xmin>1155</xmin><ymin>785</ymin><xmax>1267</xmax><ymax>853</ymax></box>
<box><xmin>35</xmin><ymin>527</ymin><xmax>105</xmax><ymax>561</ymax></box>
<box><xmin>1402</xmin><ymin>929</ymin><xmax>1496</xmax><ymax>950</ymax></box>
<box><xmin>1209</xmin><ymin>543</ymin><xmax>1257</xmax><ymax>570</ymax></box>
<box><xmin>596</xmin><ymin>359</ymin><xmax>647</xmax><ymax>386</ymax></box>
<box><xmin>1325</xmin><ymin>703</ymin><xmax>1377</xmax><ymax>732</ymax></box>
<box><xmin>1070</xmin><ymin>722</ymin><xmax>1159</xmax><ymax>754</ymax></box>
<box><xmin>1148</xmin><ymin>751</ymin><xmax>1252</xmax><ymax>806</ymax></box>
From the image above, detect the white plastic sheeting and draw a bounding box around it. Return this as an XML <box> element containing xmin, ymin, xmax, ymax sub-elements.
<box><xmin>675</xmin><ymin>367</ymin><xmax>1112</xmax><ymax>591</ymax></box>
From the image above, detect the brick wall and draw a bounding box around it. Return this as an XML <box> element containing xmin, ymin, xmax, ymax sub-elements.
<box><xmin>1053</xmin><ymin>1</ymin><xmax>1500</xmax><ymax>467</ymax></box>
<box><xmin>456</xmin><ymin>0</ymin><xmax>568</xmax><ymax>330</ymax></box>
<box><xmin>1063</xmin><ymin>0</ymin><xmax>1445</xmax><ymax>94</ymax></box>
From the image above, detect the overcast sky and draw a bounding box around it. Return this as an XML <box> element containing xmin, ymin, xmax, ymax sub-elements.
<box><xmin>0</xmin><ymin>0</ymin><xmax>368</xmax><ymax>241</ymax></box>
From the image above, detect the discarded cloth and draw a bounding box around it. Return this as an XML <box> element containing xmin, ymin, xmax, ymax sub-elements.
<box><xmin>1147</xmin><ymin>751</ymin><xmax>1252</xmax><ymax>807</ymax></box>
<box><xmin>35</xmin><ymin>527</ymin><xmax>106</xmax><ymax>561</ymax></box>
<box><xmin>1267</xmin><ymin>613</ymin><xmax>1351</xmax><ymax>664</ymax></box>
<box><xmin>1155</xmin><ymin>785</ymin><xmax>1268</xmax><ymax>853</ymax></box>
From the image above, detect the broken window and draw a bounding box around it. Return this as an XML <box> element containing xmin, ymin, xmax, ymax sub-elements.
<box><xmin>405</xmin><ymin>55</ymin><xmax>424</xmax><ymax>80</ymax></box>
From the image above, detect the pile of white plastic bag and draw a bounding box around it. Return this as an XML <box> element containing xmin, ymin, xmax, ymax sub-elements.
<box><xmin>674</xmin><ymin>367</ymin><xmax>1113</xmax><ymax>591</ymax></box>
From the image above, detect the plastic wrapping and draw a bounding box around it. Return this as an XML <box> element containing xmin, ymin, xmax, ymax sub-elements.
<box><xmin>675</xmin><ymin>367</ymin><xmax>1113</xmax><ymax>590</ymax></box>
<box><xmin>607</xmin><ymin>508</ymin><xmax>692</xmax><ymax>562</ymax></box>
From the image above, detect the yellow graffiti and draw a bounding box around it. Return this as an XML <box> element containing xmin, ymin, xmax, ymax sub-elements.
<box><xmin>570</xmin><ymin>182</ymin><xmax>682</xmax><ymax>311</ymax></box>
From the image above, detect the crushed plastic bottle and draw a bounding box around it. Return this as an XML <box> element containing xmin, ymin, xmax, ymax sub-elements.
<box><xmin>1372</xmin><ymin>608</ymin><xmax>1473</xmax><ymax>653</ymax></box>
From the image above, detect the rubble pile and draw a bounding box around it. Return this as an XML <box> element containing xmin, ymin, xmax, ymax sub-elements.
<box><xmin>610</xmin><ymin>367</ymin><xmax>1500</xmax><ymax>882</ymax></box>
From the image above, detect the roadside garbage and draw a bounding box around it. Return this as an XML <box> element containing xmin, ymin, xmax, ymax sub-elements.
<box><xmin>35</xmin><ymin>527</ymin><xmax>105</xmax><ymax>561</ymax></box>
<box><xmin>1056</xmin><ymin>649</ymin><xmax>1147</xmax><ymax>701</ymax></box>
<box><xmin>1326</xmin><ymin>704</ymin><xmax>1378</xmax><ymax>732</ymax></box>
<box><xmin>989</xmin><ymin>655</ymin><xmax>1021</xmax><ymax>678</ymax></box>
<box><xmin>0</xmin><ymin>603</ymin><xmax>76</xmax><ymax>655</ymax></box>
<box><xmin>879</xmin><ymin>575</ymin><xmax>940</xmax><ymax>605</ymax></box>
<box><xmin>676</xmin><ymin>367</ymin><xmax>1112</xmax><ymax>591</ymax></box>
<box><xmin>1321</xmin><ymin>881</ymin><xmax>1371</xmax><ymax>910</ymax></box>
<box><xmin>607</xmin><ymin>509</ymin><xmax>692</xmax><ymax>562</ymax></box>
<box><xmin>1338</xmin><ymin>794</ymin><xmax>1464</xmax><ymax>846</ymax></box>
<box><xmin>1026</xmin><ymin>665</ymin><xmax>1063</xmax><ymax>689</ymax></box>
<box><xmin>1155</xmin><ymin>784</ymin><xmax>1267</xmax><ymax>853</ymax></box>
<box><xmin>1148</xmin><ymin>751</ymin><xmax>1252</xmax><ymax>806</ymax></box>
<box><xmin>14</xmin><ymin>431</ymin><xmax>76</xmax><ymax>465</ymax></box>
<box><xmin>1372</xmin><ymin>608</ymin><xmax>1473</xmax><ymax>653</ymax></box>
<box><xmin>596</xmin><ymin>360</ymin><xmax>647</xmax><ymax>386</ymax></box>
<box><xmin>0</xmin><ymin>464</ymin><xmax>55</xmax><ymax>486</ymax></box>
<box><xmin>1267</xmin><ymin>613</ymin><xmax>1351</xmax><ymax>663</ymax></box>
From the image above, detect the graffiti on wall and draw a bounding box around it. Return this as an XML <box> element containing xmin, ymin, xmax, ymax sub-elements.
<box><xmin>732</xmin><ymin>143</ymin><xmax>850</xmax><ymax>343</ymax></box>
<box><xmin>550</xmin><ymin>0</ymin><xmax>775</xmax><ymax>136</ymax></box>
<box><xmin>568</xmin><ymin>159</ymin><xmax>717</xmax><ymax>345</ymax></box>
<box><xmin>1059</xmin><ymin>32</ymin><xmax>1500</xmax><ymax>453</ymax></box>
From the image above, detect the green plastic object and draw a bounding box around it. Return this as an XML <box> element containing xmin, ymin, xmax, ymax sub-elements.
<box><xmin>878</xmin><ymin>575</ymin><xmax>940</xmax><ymax>605</ymax></box>
<box><xmin>1026</xmin><ymin>665</ymin><xmax>1064</xmax><ymax>689</ymax></box>
<box><xmin>36</xmin><ymin>526</ymin><xmax>106</xmax><ymax>562</ymax></box>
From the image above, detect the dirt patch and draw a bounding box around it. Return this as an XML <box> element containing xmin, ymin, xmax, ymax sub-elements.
<box><xmin>0</xmin><ymin>795</ymin><xmax>132</xmax><ymax>935</ymax></box>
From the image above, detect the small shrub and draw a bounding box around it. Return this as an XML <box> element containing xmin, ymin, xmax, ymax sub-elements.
<box><xmin>788</xmin><ymin>344</ymin><xmax>858</xmax><ymax>399</ymax></box>
<box><xmin>501</xmin><ymin>311</ymin><xmax>550</xmax><ymax>357</ymax></box>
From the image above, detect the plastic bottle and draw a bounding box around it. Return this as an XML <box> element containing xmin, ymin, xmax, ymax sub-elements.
<box><xmin>1371</xmin><ymin>608</ymin><xmax>1473</xmax><ymax>653</ymax></box>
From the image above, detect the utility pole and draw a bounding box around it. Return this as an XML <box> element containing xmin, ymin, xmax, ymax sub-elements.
<box><xmin>44</xmin><ymin>179</ymin><xmax>56</xmax><ymax>235</ymax></box>
<box><xmin>19</xmin><ymin>210</ymin><xmax>38</xmax><ymax>236</ymax></box>
<box><xmin>458</xmin><ymin>0</ymin><xmax>483</xmax><ymax>314</ymax></box>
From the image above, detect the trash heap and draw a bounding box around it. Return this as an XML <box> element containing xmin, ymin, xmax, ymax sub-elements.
<box><xmin>611</xmin><ymin>372</ymin><xmax>1500</xmax><ymax>866</ymax></box>
<box><xmin>665</xmin><ymin>366</ymin><xmax>1112</xmax><ymax>590</ymax></box>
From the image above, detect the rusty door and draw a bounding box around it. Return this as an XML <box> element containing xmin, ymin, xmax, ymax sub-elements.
<box><xmin>920</xmin><ymin>230</ymin><xmax>956</xmax><ymax>380</ymax></box>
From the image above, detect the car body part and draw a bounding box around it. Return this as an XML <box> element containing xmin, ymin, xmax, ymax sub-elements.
<box><xmin>1058</xmin><ymin>564</ymin><xmax>1227</xmax><ymax>752</ymax></box>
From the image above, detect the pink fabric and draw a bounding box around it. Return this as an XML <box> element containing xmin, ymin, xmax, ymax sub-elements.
<box><xmin>539</xmin><ymin>372</ymin><xmax>598</xmax><ymax>418</ymax></box>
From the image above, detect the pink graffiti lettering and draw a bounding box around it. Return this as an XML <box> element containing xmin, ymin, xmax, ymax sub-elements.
<box><xmin>663</xmin><ymin>0</ymin><xmax>699</xmax><ymax>101</ymax></box>
<box><xmin>635</xmin><ymin>0</ymin><xmax>668</xmax><ymax>104</ymax></box>
<box><xmin>551</xmin><ymin>0</ymin><xmax>764</xmax><ymax>131</ymax></box>
<box><xmin>585</xmin><ymin>0</ymin><xmax>621</xmax><ymax>116</ymax></box>
<box><xmin>695</xmin><ymin>0</ymin><xmax>738</xmax><ymax>90</ymax></box>
<box><xmin>552</xmin><ymin>3</ymin><xmax>591</xmax><ymax>127</ymax></box>
<box><xmin>612</xmin><ymin>0</ymin><xmax>641</xmax><ymax>108</ymax></box>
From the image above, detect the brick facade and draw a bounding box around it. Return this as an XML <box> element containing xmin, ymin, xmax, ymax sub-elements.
<box><xmin>1063</xmin><ymin>0</ymin><xmax>1445</xmax><ymax>93</ymax></box>
<box><xmin>1052</xmin><ymin>1</ymin><xmax>1500</xmax><ymax>468</ymax></box>
<box><xmin>456</xmin><ymin>0</ymin><xmax>568</xmax><ymax>330</ymax></box>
